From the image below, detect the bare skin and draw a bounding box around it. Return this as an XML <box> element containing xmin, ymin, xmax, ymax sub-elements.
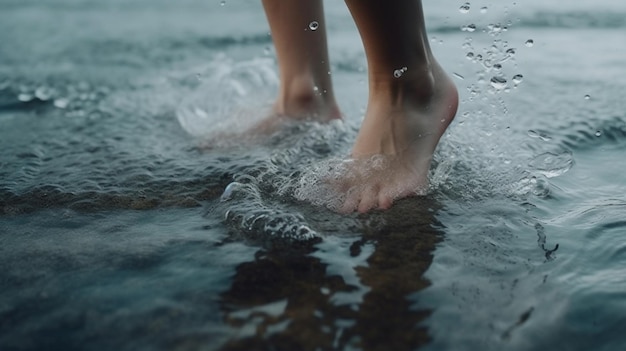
<box><xmin>261</xmin><ymin>0</ymin><xmax>341</xmax><ymax>122</ymax></box>
<box><xmin>262</xmin><ymin>0</ymin><xmax>458</xmax><ymax>213</ymax></box>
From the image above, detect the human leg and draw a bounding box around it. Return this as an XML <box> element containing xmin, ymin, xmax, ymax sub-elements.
<box><xmin>341</xmin><ymin>0</ymin><xmax>459</xmax><ymax>212</ymax></box>
<box><xmin>261</xmin><ymin>0</ymin><xmax>341</xmax><ymax>121</ymax></box>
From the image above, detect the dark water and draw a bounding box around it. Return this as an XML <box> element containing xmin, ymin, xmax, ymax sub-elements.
<box><xmin>1</xmin><ymin>1</ymin><xmax>626</xmax><ymax>350</ymax></box>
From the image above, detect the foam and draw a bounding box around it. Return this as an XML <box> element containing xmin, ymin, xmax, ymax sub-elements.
<box><xmin>213</xmin><ymin>178</ymin><xmax>319</xmax><ymax>243</ymax></box>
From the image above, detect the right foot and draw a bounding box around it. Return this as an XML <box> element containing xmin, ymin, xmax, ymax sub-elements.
<box><xmin>334</xmin><ymin>61</ymin><xmax>458</xmax><ymax>213</ymax></box>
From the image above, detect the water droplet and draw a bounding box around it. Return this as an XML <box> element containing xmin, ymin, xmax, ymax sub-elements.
<box><xmin>461</xmin><ymin>24</ymin><xmax>476</xmax><ymax>32</ymax></box>
<box><xmin>35</xmin><ymin>86</ymin><xmax>53</xmax><ymax>101</ymax></box>
<box><xmin>512</xmin><ymin>74</ymin><xmax>524</xmax><ymax>84</ymax></box>
<box><xmin>525</xmin><ymin>39</ymin><xmax>534</xmax><ymax>47</ymax></box>
<box><xmin>595</xmin><ymin>130</ymin><xmax>602</xmax><ymax>137</ymax></box>
<box><xmin>584</xmin><ymin>94</ymin><xmax>590</xmax><ymax>100</ymax></box>
<box><xmin>309</xmin><ymin>21</ymin><xmax>319</xmax><ymax>31</ymax></box>
<box><xmin>53</xmin><ymin>98</ymin><xmax>70</xmax><ymax>109</ymax></box>
<box><xmin>18</xmin><ymin>93</ymin><xmax>34</xmax><ymax>102</ymax></box>
<box><xmin>459</xmin><ymin>3</ymin><xmax>470</xmax><ymax>13</ymax></box>
<box><xmin>480</xmin><ymin>6</ymin><xmax>488</xmax><ymax>13</ymax></box>
<box><xmin>490</xmin><ymin>76</ymin><xmax>507</xmax><ymax>90</ymax></box>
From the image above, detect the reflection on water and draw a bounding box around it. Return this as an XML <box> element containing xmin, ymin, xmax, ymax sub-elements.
<box><xmin>219</xmin><ymin>199</ymin><xmax>441</xmax><ymax>351</ymax></box>
<box><xmin>2</xmin><ymin>0</ymin><xmax>626</xmax><ymax>350</ymax></box>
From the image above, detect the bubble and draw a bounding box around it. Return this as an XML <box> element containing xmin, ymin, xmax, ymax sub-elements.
<box><xmin>493</xmin><ymin>63</ymin><xmax>502</xmax><ymax>71</ymax></box>
<box><xmin>512</xmin><ymin>74</ymin><xmax>524</xmax><ymax>84</ymax></box>
<box><xmin>461</xmin><ymin>24</ymin><xmax>476</xmax><ymax>32</ymax></box>
<box><xmin>584</xmin><ymin>94</ymin><xmax>591</xmax><ymax>100</ymax></box>
<box><xmin>220</xmin><ymin>0</ymin><xmax>225</xmax><ymax>6</ymax></box>
<box><xmin>489</xmin><ymin>76</ymin><xmax>507</xmax><ymax>90</ymax></box>
<box><xmin>505</xmin><ymin>48</ymin><xmax>516</xmax><ymax>56</ymax></box>
<box><xmin>309</xmin><ymin>21</ymin><xmax>319</xmax><ymax>31</ymax></box>
<box><xmin>466</xmin><ymin>52</ymin><xmax>475</xmax><ymax>60</ymax></box>
<box><xmin>595</xmin><ymin>130</ymin><xmax>602</xmax><ymax>137</ymax></box>
<box><xmin>480</xmin><ymin>6</ymin><xmax>488</xmax><ymax>13</ymax></box>
<box><xmin>459</xmin><ymin>2</ymin><xmax>470</xmax><ymax>13</ymax></box>
<box><xmin>525</xmin><ymin>39</ymin><xmax>534</xmax><ymax>47</ymax></box>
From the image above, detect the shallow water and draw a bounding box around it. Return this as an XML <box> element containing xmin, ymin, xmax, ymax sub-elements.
<box><xmin>1</xmin><ymin>1</ymin><xmax>625</xmax><ymax>350</ymax></box>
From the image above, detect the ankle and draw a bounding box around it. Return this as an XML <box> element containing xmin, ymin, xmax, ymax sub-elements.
<box><xmin>274</xmin><ymin>74</ymin><xmax>340</xmax><ymax>120</ymax></box>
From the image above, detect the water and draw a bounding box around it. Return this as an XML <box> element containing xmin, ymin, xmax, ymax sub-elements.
<box><xmin>1</xmin><ymin>0</ymin><xmax>625</xmax><ymax>350</ymax></box>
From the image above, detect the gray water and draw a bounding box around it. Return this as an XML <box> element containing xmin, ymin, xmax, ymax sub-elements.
<box><xmin>1</xmin><ymin>0</ymin><xmax>625</xmax><ymax>350</ymax></box>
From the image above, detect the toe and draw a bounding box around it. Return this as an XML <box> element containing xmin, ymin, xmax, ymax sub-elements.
<box><xmin>357</xmin><ymin>185</ymin><xmax>379</xmax><ymax>213</ymax></box>
<box><xmin>340</xmin><ymin>187</ymin><xmax>361</xmax><ymax>214</ymax></box>
<box><xmin>378</xmin><ymin>190</ymin><xmax>394</xmax><ymax>210</ymax></box>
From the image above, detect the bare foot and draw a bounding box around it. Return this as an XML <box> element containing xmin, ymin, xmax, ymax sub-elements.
<box><xmin>338</xmin><ymin>61</ymin><xmax>458</xmax><ymax>213</ymax></box>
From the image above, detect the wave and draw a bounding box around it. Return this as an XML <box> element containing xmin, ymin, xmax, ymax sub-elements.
<box><xmin>430</xmin><ymin>10</ymin><xmax>626</xmax><ymax>34</ymax></box>
<box><xmin>518</xmin><ymin>10</ymin><xmax>626</xmax><ymax>29</ymax></box>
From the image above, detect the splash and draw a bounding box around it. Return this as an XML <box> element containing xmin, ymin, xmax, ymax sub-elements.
<box><xmin>176</xmin><ymin>56</ymin><xmax>279</xmax><ymax>138</ymax></box>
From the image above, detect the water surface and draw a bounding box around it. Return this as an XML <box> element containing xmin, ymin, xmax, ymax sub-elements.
<box><xmin>1</xmin><ymin>1</ymin><xmax>625</xmax><ymax>350</ymax></box>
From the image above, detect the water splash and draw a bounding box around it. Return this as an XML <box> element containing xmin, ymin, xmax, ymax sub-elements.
<box><xmin>528</xmin><ymin>150</ymin><xmax>574</xmax><ymax>178</ymax></box>
<box><xmin>176</xmin><ymin>56</ymin><xmax>279</xmax><ymax>138</ymax></box>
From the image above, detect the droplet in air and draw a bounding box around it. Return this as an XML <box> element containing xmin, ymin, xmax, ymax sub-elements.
<box><xmin>35</xmin><ymin>86</ymin><xmax>53</xmax><ymax>101</ymax></box>
<box><xmin>461</xmin><ymin>24</ymin><xmax>476</xmax><ymax>32</ymax></box>
<box><xmin>512</xmin><ymin>74</ymin><xmax>524</xmax><ymax>84</ymax></box>
<box><xmin>54</xmin><ymin>98</ymin><xmax>70</xmax><ymax>109</ymax></box>
<box><xmin>490</xmin><ymin>76</ymin><xmax>507</xmax><ymax>90</ymax></box>
<box><xmin>584</xmin><ymin>94</ymin><xmax>591</xmax><ymax>100</ymax></box>
<box><xmin>18</xmin><ymin>93</ymin><xmax>34</xmax><ymax>102</ymax></box>
<box><xmin>459</xmin><ymin>3</ymin><xmax>470</xmax><ymax>13</ymax></box>
<box><xmin>393</xmin><ymin>66</ymin><xmax>407</xmax><ymax>78</ymax></box>
<box><xmin>525</xmin><ymin>39</ymin><xmax>534</xmax><ymax>47</ymax></box>
<box><xmin>480</xmin><ymin>6</ymin><xmax>488</xmax><ymax>13</ymax></box>
<box><xmin>309</xmin><ymin>21</ymin><xmax>319</xmax><ymax>31</ymax></box>
<box><xmin>595</xmin><ymin>130</ymin><xmax>602</xmax><ymax>137</ymax></box>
